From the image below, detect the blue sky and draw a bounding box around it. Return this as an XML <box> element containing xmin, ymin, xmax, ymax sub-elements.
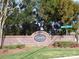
<box><xmin>15</xmin><ymin>0</ymin><xmax>79</xmax><ymax>4</ymax></box>
<box><xmin>73</xmin><ymin>0</ymin><xmax>79</xmax><ymax>2</ymax></box>
<box><xmin>15</xmin><ymin>0</ymin><xmax>22</xmax><ymax>4</ymax></box>
<box><xmin>15</xmin><ymin>0</ymin><xmax>79</xmax><ymax>3</ymax></box>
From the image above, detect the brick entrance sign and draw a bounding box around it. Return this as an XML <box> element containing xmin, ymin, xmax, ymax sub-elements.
<box><xmin>0</xmin><ymin>31</ymin><xmax>78</xmax><ymax>47</ymax></box>
<box><xmin>0</xmin><ymin>31</ymin><xmax>51</xmax><ymax>46</ymax></box>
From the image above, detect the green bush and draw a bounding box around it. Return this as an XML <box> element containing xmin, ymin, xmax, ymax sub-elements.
<box><xmin>4</xmin><ymin>44</ymin><xmax>25</xmax><ymax>49</ymax></box>
<box><xmin>16</xmin><ymin>44</ymin><xmax>25</xmax><ymax>49</ymax></box>
<box><xmin>53</xmin><ymin>41</ymin><xmax>78</xmax><ymax>48</ymax></box>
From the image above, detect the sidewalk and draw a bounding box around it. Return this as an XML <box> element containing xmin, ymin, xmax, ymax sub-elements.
<box><xmin>49</xmin><ymin>56</ymin><xmax>79</xmax><ymax>59</ymax></box>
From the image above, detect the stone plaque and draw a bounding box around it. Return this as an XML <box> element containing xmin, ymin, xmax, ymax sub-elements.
<box><xmin>34</xmin><ymin>34</ymin><xmax>46</xmax><ymax>42</ymax></box>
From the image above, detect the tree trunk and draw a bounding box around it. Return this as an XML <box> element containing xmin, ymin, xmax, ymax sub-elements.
<box><xmin>75</xmin><ymin>34</ymin><xmax>79</xmax><ymax>44</ymax></box>
<box><xmin>0</xmin><ymin>16</ymin><xmax>3</xmax><ymax>48</ymax></box>
<box><xmin>0</xmin><ymin>17</ymin><xmax>4</xmax><ymax>49</ymax></box>
<box><xmin>0</xmin><ymin>27</ymin><xmax>4</xmax><ymax>49</ymax></box>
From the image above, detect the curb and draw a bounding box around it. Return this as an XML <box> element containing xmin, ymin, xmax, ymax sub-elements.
<box><xmin>49</xmin><ymin>56</ymin><xmax>79</xmax><ymax>59</ymax></box>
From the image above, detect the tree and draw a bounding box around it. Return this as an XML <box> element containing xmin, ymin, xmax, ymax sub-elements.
<box><xmin>40</xmin><ymin>0</ymin><xmax>79</xmax><ymax>21</ymax></box>
<box><xmin>40</xmin><ymin>0</ymin><xmax>79</xmax><ymax>34</ymax></box>
<box><xmin>0</xmin><ymin>0</ymin><xmax>18</xmax><ymax>48</ymax></box>
<box><xmin>4</xmin><ymin>0</ymin><xmax>34</xmax><ymax>35</ymax></box>
<box><xmin>0</xmin><ymin>0</ymin><xmax>10</xmax><ymax>48</ymax></box>
<box><xmin>1</xmin><ymin>0</ymin><xmax>79</xmax><ymax>36</ymax></box>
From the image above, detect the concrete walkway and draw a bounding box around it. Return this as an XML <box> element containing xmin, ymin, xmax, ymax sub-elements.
<box><xmin>49</xmin><ymin>56</ymin><xmax>79</xmax><ymax>59</ymax></box>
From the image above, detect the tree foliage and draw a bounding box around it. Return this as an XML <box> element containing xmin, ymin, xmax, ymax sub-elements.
<box><xmin>40</xmin><ymin>0</ymin><xmax>79</xmax><ymax>21</ymax></box>
<box><xmin>3</xmin><ymin>0</ymin><xmax>79</xmax><ymax>35</ymax></box>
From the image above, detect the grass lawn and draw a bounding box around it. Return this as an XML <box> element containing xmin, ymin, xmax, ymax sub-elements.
<box><xmin>0</xmin><ymin>47</ymin><xmax>79</xmax><ymax>59</ymax></box>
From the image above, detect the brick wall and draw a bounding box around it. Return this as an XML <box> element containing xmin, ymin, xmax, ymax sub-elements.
<box><xmin>0</xmin><ymin>31</ymin><xmax>78</xmax><ymax>46</ymax></box>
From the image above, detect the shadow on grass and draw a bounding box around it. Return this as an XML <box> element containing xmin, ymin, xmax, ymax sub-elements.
<box><xmin>21</xmin><ymin>47</ymin><xmax>46</xmax><ymax>59</ymax></box>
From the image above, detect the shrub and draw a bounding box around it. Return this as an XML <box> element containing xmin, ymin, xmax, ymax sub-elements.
<box><xmin>16</xmin><ymin>44</ymin><xmax>25</xmax><ymax>49</ymax></box>
<box><xmin>4</xmin><ymin>44</ymin><xmax>25</xmax><ymax>49</ymax></box>
<box><xmin>4</xmin><ymin>45</ymin><xmax>18</xmax><ymax>49</ymax></box>
<box><xmin>53</xmin><ymin>41</ymin><xmax>79</xmax><ymax>48</ymax></box>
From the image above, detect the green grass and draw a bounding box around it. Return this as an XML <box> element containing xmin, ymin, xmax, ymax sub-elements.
<box><xmin>0</xmin><ymin>47</ymin><xmax>79</xmax><ymax>59</ymax></box>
